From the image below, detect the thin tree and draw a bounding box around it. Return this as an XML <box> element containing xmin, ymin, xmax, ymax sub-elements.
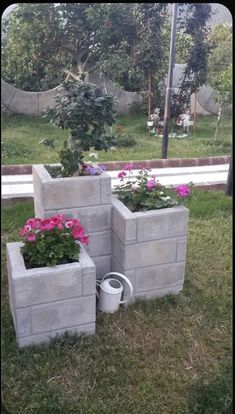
<box><xmin>161</xmin><ymin>3</ymin><xmax>178</xmax><ymax>159</ymax></box>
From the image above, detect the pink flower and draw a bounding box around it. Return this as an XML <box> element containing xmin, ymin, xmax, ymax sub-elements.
<box><xmin>175</xmin><ymin>184</ymin><xmax>190</xmax><ymax>198</ymax></box>
<box><xmin>146</xmin><ymin>179</ymin><xmax>156</xmax><ymax>190</ymax></box>
<box><xmin>57</xmin><ymin>223</ymin><xmax>64</xmax><ymax>230</ymax></box>
<box><xmin>26</xmin><ymin>233</ymin><xmax>36</xmax><ymax>242</ymax></box>
<box><xmin>19</xmin><ymin>225</ymin><xmax>31</xmax><ymax>235</ymax></box>
<box><xmin>118</xmin><ymin>171</ymin><xmax>127</xmax><ymax>180</ymax></box>
<box><xmin>65</xmin><ymin>220</ymin><xmax>73</xmax><ymax>229</ymax></box>
<box><xmin>39</xmin><ymin>218</ymin><xmax>55</xmax><ymax>231</ymax></box>
<box><xmin>124</xmin><ymin>163</ymin><xmax>134</xmax><ymax>171</ymax></box>
<box><xmin>72</xmin><ymin>227</ymin><xmax>84</xmax><ymax>239</ymax></box>
<box><xmin>51</xmin><ymin>214</ymin><xmax>64</xmax><ymax>226</ymax></box>
<box><xmin>26</xmin><ymin>218</ymin><xmax>41</xmax><ymax>229</ymax></box>
<box><xmin>79</xmin><ymin>235</ymin><xmax>89</xmax><ymax>245</ymax></box>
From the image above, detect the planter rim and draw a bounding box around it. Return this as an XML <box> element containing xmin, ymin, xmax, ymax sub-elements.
<box><xmin>33</xmin><ymin>163</ymin><xmax>110</xmax><ymax>182</ymax></box>
<box><xmin>111</xmin><ymin>194</ymin><xmax>188</xmax><ymax>218</ymax></box>
<box><xmin>6</xmin><ymin>241</ymin><xmax>94</xmax><ymax>278</ymax></box>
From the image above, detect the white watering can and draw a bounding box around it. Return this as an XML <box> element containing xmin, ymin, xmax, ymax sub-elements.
<box><xmin>97</xmin><ymin>272</ymin><xmax>133</xmax><ymax>313</ymax></box>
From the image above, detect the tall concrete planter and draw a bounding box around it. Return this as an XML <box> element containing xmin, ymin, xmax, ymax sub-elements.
<box><xmin>111</xmin><ymin>196</ymin><xmax>189</xmax><ymax>301</ymax></box>
<box><xmin>33</xmin><ymin>164</ymin><xmax>112</xmax><ymax>279</ymax></box>
<box><xmin>7</xmin><ymin>242</ymin><xmax>96</xmax><ymax>347</ymax></box>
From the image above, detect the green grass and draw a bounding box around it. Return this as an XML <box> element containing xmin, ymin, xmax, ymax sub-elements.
<box><xmin>1</xmin><ymin>189</ymin><xmax>232</xmax><ymax>413</ymax></box>
<box><xmin>1</xmin><ymin>113</ymin><xmax>232</xmax><ymax>165</ymax></box>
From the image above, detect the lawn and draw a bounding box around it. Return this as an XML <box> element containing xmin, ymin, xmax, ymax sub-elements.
<box><xmin>1</xmin><ymin>189</ymin><xmax>232</xmax><ymax>414</ymax></box>
<box><xmin>1</xmin><ymin>112</ymin><xmax>232</xmax><ymax>165</ymax></box>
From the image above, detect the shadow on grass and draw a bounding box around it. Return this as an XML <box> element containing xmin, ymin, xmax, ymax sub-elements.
<box><xmin>186</xmin><ymin>361</ymin><xmax>232</xmax><ymax>414</ymax></box>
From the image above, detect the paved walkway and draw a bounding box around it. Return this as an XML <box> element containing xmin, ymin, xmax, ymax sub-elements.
<box><xmin>2</xmin><ymin>164</ymin><xmax>229</xmax><ymax>199</ymax></box>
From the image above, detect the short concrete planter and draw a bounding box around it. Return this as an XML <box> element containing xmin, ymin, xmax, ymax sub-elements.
<box><xmin>7</xmin><ymin>242</ymin><xmax>96</xmax><ymax>347</ymax></box>
<box><xmin>111</xmin><ymin>196</ymin><xmax>189</xmax><ymax>301</ymax></box>
<box><xmin>32</xmin><ymin>164</ymin><xmax>112</xmax><ymax>278</ymax></box>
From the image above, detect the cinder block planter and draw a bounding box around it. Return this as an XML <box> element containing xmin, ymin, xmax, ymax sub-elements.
<box><xmin>111</xmin><ymin>196</ymin><xmax>189</xmax><ymax>301</ymax></box>
<box><xmin>7</xmin><ymin>242</ymin><xmax>96</xmax><ymax>347</ymax></box>
<box><xmin>32</xmin><ymin>164</ymin><xmax>112</xmax><ymax>278</ymax></box>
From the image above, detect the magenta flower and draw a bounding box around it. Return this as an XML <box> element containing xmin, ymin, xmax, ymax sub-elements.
<box><xmin>146</xmin><ymin>179</ymin><xmax>156</xmax><ymax>190</ymax></box>
<box><xmin>175</xmin><ymin>184</ymin><xmax>190</xmax><ymax>198</ymax></box>
<box><xmin>26</xmin><ymin>233</ymin><xmax>36</xmax><ymax>242</ymax></box>
<box><xmin>118</xmin><ymin>171</ymin><xmax>127</xmax><ymax>180</ymax></box>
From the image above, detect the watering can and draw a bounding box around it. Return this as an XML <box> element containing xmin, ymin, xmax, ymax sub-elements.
<box><xmin>97</xmin><ymin>272</ymin><xmax>133</xmax><ymax>313</ymax></box>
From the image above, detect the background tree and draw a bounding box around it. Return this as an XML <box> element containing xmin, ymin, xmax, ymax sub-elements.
<box><xmin>2</xmin><ymin>3</ymin><xmax>138</xmax><ymax>90</ymax></box>
<box><xmin>170</xmin><ymin>3</ymin><xmax>212</xmax><ymax>119</ymax></box>
<box><xmin>207</xmin><ymin>24</ymin><xmax>232</xmax><ymax>142</ymax></box>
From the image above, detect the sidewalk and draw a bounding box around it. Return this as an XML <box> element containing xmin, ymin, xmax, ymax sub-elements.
<box><xmin>2</xmin><ymin>164</ymin><xmax>229</xmax><ymax>200</ymax></box>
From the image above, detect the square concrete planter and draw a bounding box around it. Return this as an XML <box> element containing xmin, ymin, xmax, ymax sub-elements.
<box><xmin>32</xmin><ymin>164</ymin><xmax>112</xmax><ymax>279</ymax></box>
<box><xmin>7</xmin><ymin>242</ymin><xmax>96</xmax><ymax>347</ymax></box>
<box><xmin>111</xmin><ymin>196</ymin><xmax>189</xmax><ymax>301</ymax></box>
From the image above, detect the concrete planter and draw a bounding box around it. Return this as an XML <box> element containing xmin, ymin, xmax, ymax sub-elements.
<box><xmin>111</xmin><ymin>196</ymin><xmax>189</xmax><ymax>301</ymax></box>
<box><xmin>7</xmin><ymin>242</ymin><xmax>96</xmax><ymax>347</ymax></box>
<box><xmin>32</xmin><ymin>164</ymin><xmax>112</xmax><ymax>278</ymax></box>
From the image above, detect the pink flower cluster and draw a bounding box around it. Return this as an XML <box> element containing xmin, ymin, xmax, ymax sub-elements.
<box><xmin>146</xmin><ymin>179</ymin><xmax>156</xmax><ymax>190</ymax></box>
<box><xmin>175</xmin><ymin>184</ymin><xmax>190</xmax><ymax>198</ymax></box>
<box><xmin>19</xmin><ymin>214</ymin><xmax>89</xmax><ymax>245</ymax></box>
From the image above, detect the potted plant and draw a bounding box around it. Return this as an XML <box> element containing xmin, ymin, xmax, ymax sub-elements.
<box><xmin>33</xmin><ymin>79</ymin><xmax>116</xmax><ymax>278</ymax></box>
<box><xmin>7</xmin><ymin>213</ymin><xmax>96</xmax><ymax>347</ymax></box>
<box><xmin>111</xmin><ymin>164</ymin><xmax>191</xmax><ymax>301</ymax></box>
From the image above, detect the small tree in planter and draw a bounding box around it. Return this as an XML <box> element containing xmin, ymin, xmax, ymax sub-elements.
<box><xmin>7</xmin><ymin>213</ymin><xmax>96</xmax><ymax>347</ymax></box>
<box><xmin>42</xmin><ymin>79</ymin><xmax>116</xmax><ymax>177</ymax></box>
<box><xmin>34</xmin><ymin>79</ymin><xmax>116</xmax><ymax>280</ymax></box>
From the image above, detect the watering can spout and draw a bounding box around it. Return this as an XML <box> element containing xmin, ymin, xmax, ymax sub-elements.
<box><xmin>97</xmin><ymin>272</ymin><xmax>133</xmax><ymax>313</ymax></box>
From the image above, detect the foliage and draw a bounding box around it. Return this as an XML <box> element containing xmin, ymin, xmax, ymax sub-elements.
<box><xmin>112</xmin><ymin>125</ymin><xmax>137</xmax><ymax>148</ymax></box>
<box><xmin>114</xmin><ymin>164</ymin><xmax>191</xmax><ymax>212</ymax></box>
<box><xmin>1</xmin><ymin>3</ymin><xmax>70</xmax><ymax>91</ymax></box>
<box><xmin>170</xmin><ymin>3</ymin><xmax>212</xmax><ymax>117</ymax></box>
<box><xmin>20</xmin><ymin>214</ymin><xmax>89</xmax><ymax>267</ymax></box>
<box><xmin>1</xmin><ymin>3</ymin><xmax>139</xmax><ymax>91</ymax></box>
<box><xmin>43</xmin><ymin>80</ymin><xmax>116</xmax><ymax>176</ymax></box>
<box><xmin>207</xmin><ymin>24</ymin><xmax>232</xmax><ymax>104</ymax></box>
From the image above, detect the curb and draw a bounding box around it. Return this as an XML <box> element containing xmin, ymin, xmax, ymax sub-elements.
<box><xmin>1</xmin><ymin>156</ymin><xmax>231</xmax><ymax>175</ymax></box>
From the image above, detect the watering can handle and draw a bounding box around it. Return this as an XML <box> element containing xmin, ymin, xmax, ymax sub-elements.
<box><xmin>101</xmin><ymin>272</ymin><xmax>133</xmax><ymax>304</ymax></box>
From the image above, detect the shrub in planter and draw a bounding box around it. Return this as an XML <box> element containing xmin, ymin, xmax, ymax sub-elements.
<box><xmin>41</xmin><ymin>80</ymin><xmax>116</xmax><ymax>177</ymax></box>
<box><xmin>7</xmin><ymin>213</ymin><xmax>96</xmax><ymax>347</ymax></box>
<box><xmin>112</xmin><ymin>164</ymin><xmax>191</xmax><ymax>301</ymax></box>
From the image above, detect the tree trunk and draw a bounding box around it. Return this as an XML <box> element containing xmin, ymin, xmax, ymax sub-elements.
<box><xmin>224</xmin><ymin>157</ymin><xmax>232</xmax><ymax>196</ymax></box>
<box><xmin>214</xmin><ymin>101</ymin><xmax>223</xmax><ymax>142</ymax></box>
<box><xmin>148</xmin><ymin>69</ymin><xmax>152</xmax><ymax>131</ymax></box>
<box><xmin>193</xmin><ymin>92</ymin><xmax>197</xmax><ymax>132</ymax></box>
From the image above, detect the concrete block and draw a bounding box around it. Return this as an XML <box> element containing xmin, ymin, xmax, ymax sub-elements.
<box><xmin>135</xmin><ymin>206</ymin><xmax>189</xmax><ymax>242</ymax></box>
<box><xmin>177</xmin><ymin>237</ymin><xmax>188</xmax><ymax>262</ymax></box>
<box><xmin>17</xmin><ymin>322</ymin><xmax>95</xmax><ymax>348</ymax></box>
<box><xmin>86</xmin><ymin>230</ymin><xmax>111</xmax><ymax>257</ymax></box>
<box><xmin>135</xmin><ymin>262</ymin><xmax>185</xmax><ymax>293</ymax></box>
<box><xmin>123</xmin><ymin>238</ymin><xmax>177</xmax><ymax>270</ymax></box>
<box><xmin>135</xmin><ymin>283</ymin><xmax>183</xmax><ymax>300</ymax></box>
<box><xmin>15</xmin><ymin>308</ymin><xmax>31</xmax><ymax>337</ymax></box>
<box><xmin>7</xmin><ymin>242</ymin><xmax>97</xmax><ymax>345</ymax></box>
<box><xmin>33</xmin><ymin>165</ymin><xmax>112</xmax><ymax>210</ymax></box>
<box><xmin>111</xmin><ymin>232</ymin><xmax>125</xmax><ymax>266</ymax></box>
<box><xmin>7</xmin><ymin>242</ymin><xmax>94</xmax><ymax>307</ymax></box>
<box><xmin>92</xmin><ymin>255</ymin><xmax>111</xmax><ymax>280</ymax></box>
<box><xmin>100</xmin><ymin>175</ymin><xmax>112</xmax><ymax>204</ymax></box>
<box><xmin>112</xmin><ymin>196</ymin><xmax>136</xmax><ymax>244</ymax></box>
<box><xmin>32</xmin><ymin>295</ymin><xmax>96</xmax><ymax>334</ymax></box>
<box><xmin>56</xmin><ymin>205</ymin><xmax>112</xmax><ymax>233</ymax></box>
